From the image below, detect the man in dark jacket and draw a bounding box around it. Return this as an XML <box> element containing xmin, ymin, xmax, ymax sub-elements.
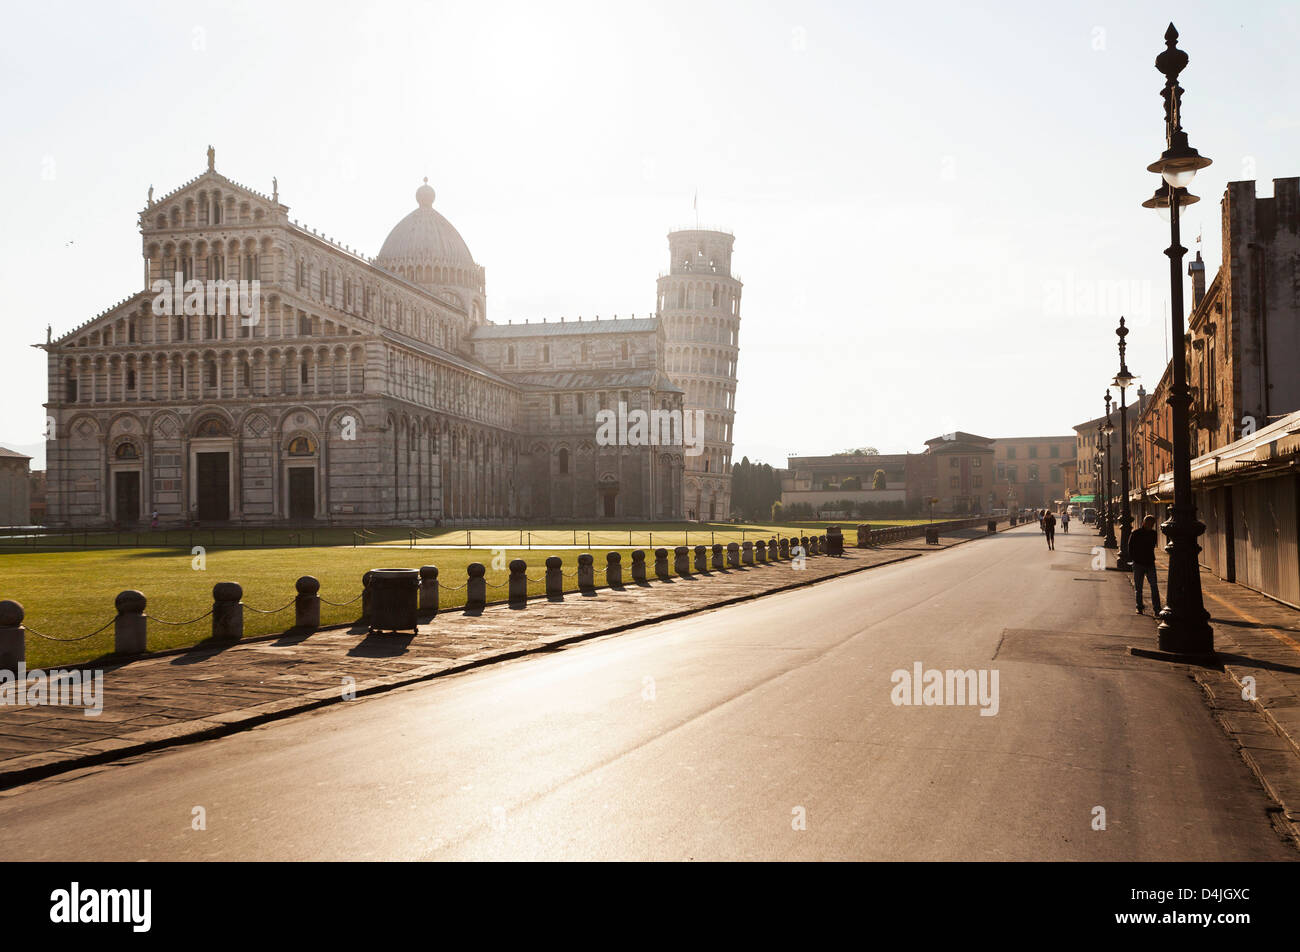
<box><xmin>1129</xmin><ymin>514</ymin><xmax>1162</xmax><ymax>614</ymax></box>
<box><xmin>1042</xmin><ymin>510</ymin><xmax>1056</xmax><ymax>550</ymax></box>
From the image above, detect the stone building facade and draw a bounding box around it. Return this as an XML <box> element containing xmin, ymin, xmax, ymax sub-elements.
<box><xmin>0</xmin><ymin>448</ymin><xmax>32</xmax><ymax>526</ymax></box>
<box><xmin>1186</xmin><ymin>178</ymin><xmax>1300</xmax><ymax>456</ymax></box>
<box><xmin>41</xmin><ymin>151</ymin><xmax>713</xmax><ymax>526</ymax></box>
<box><xmin>991</xmin><ymin>435</ymin><xmax>1077</xmax><ymax>510</ymax></box>
<box><xmin>1129</xmin><ymin>176</ymin><xmax>1300</xmax><ymax>506</ymax></box>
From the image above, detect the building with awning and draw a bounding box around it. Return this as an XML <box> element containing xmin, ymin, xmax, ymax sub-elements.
<box><xmin>1139</xmin><ymin>408</ymin><xmax>1300</xmax><ymax>607</ymax></box>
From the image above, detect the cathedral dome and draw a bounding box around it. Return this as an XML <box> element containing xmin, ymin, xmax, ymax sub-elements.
<box><xmin>376</xmin><ymin>178</ymin><xmax>477</xmax><ymax>274</ymax></box>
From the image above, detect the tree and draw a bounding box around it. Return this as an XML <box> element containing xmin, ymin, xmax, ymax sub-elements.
<box><xmin>840</xmin><ymin>475</ymin><xmax>862</xmax><ymax>490</ymax></box>
<box><xmin>834</xmin><ymin>447</ymin><xmax>880</xmax><ymax>457</ymax></box>
<box><xmin>771</xmin><ymin>500</ymin><xmax>783</xmax><ymax>522</ymax></box>
<box><xmin>872</xmin><ymin>469</ymin><xmax>887</xmax><ymax>490</ymax></box>
<box><xmin>729</xmin><ymin>456</ymin><xmax>782</xmax><ymax>522</ymax></box>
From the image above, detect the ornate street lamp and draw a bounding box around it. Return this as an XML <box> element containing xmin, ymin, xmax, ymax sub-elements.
<box><xmin>1095</xmin><ymin>423</ymin><xmax>1106</xmax><ymax>536</ymax></box>
<box><xmin>1114</xmin><ymin>317</ymin><xmax>1138</xmax><ymax>571</ymax></box>
<box><xmin>1142</xmin><ymin>23</ymin><xmax>1214</xmax><ymax>655</ymax></box>
<box><xmin>1092</xmin><ymin>456</ymin><xmax>1102</xmax><ymax>532</ymax></box>
<box><xmin>1102</xmin><ymin>392</ymin><xmax>1117</xmax><ymax>549</ymax></box>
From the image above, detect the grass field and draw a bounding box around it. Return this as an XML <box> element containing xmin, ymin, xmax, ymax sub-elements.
<box><xmin>1</xmin><ymin>532</ymin><xmax>843</xmax><ymax>668</ymax></box>
<box><xmin>0</xmin><ymin>518</ymin><xmax>955</xmax><ymax>668</ymax></box>
<box><xmin>0</xmin><ymin>518</ymin><xmax>933</xmax><ymax>552</ymax></box>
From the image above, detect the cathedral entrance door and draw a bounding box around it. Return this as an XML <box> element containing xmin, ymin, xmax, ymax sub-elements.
<box><xmin>196</xmin><ymin>452</ymin><xmax>230</xmax><ymax>521</ymax></box>
<box><xmin>288</xmin><ymin>467</ymin><xmax>316</xmax><ymax>520</ymax></box>
<box><xmin>603</xmin><ymin>492</ymin><xmax>616</xmax><ymax>518</ymax></box>
<box><xmin>114</xmin><ymin>471</ymin><xmax>140</xmax><ymax>524</ymax></box>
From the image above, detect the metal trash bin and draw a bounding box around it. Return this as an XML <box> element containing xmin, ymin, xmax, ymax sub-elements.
<box><xmin>987</xmin><ymin>519</ymin><xmax>997</xmax><ymax>534</ymax></box>
<box><xmin>368</xmin><ymin>567</ymin><xmax>419</xmax><ymax>633</ymax></box>
<box><xmin>924</xmin><ymin>527</ymin><xmax>940</xmax><ymax>545</ymax></box>
<box><xmin>826</xmin><ymin>525</ymin><xmax>844</xmax><ymax>556</ymax></box>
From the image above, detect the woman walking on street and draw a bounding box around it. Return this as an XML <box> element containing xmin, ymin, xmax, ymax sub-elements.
<box><xmin>1043</xmin><ymin>510</ymin><xmax>1056</xmax><ymax>550</ymax></box>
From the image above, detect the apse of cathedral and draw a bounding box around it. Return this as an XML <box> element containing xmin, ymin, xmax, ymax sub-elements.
<box><xmin>41</xmin><ymin>150</ymin><xmax>741</xmax><ymax>526</ymax></box>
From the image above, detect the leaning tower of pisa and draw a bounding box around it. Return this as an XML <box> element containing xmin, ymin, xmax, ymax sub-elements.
<box><xmin>656</xmin><ymin>228</ymin><xmax>742</xmax><ymax>521</ymax></box>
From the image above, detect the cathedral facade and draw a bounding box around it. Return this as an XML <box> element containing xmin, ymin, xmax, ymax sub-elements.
<box><xmin>41</xmin><ymin>151</ymin><xmax>741</xmax><ymax>526</ymax></box>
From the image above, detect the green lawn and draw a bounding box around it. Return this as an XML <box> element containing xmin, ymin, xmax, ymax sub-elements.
<box><xmin>0</xmin><ymin>517</ymin><xmax>957</xmax><ymax>668</ymax></box>
<box><xmin>0</xmin><ymin>518</ymin><xmax>927</xmax><ymax>552</ymax></box>
<box><xmin>2</xmin><ymin>535</ymin><xmax>824</xmax><ymax>669</ymax></box>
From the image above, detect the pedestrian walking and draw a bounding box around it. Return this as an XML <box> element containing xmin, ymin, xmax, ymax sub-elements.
<box><xmin>1061</xmin><ymin>510</ymin><xmax>1070</xmax><ymax>533</ymax></box>
<box><xmin>1042</xmin><ymin>510</ymin><xmax>1056</xmax><ymax>550</ymax></box>
<box><xmin>1130</xmin><ymin>514</ymin><xmax>1162</xmax><ymax>614</ymax></box>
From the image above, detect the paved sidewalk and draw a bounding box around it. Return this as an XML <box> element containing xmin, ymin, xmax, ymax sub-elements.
<box><xmin>0</xmin><ymin>527</ymin><xmax>1006</xmax><ymax>788</ymax></box>
<box><xmin>1132</xmin><ymin>546</ymin><xmax>1300</xmax><ymax>839</ymax></box>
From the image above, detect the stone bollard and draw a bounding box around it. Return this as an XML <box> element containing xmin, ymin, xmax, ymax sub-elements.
<box><xmin>294</xmin><ymin>576</ymin><xmax>320</xmax><ymax>630</ymax></box>
<box><xmin>466</xmin><ymin>563</ymin><xmax>487</xmax><ymax>609</ymax></box>
<box><xmin>577</xmin><ymin>553</ymin><xmax>596</xmax><ymax>591</ymax></box>
<box><xmin>779</xmin><ymin>538</ymin><xmax>790</xmax><ymax>559</ymax></box>
<box><xmin>211</xmin><ymin>582</ymin><xmax>244</xmax><ymax>640</ymax></box>
<box><xmin>606</xmin><ymin>551</ymin><xmax>623</xmax><ymax>587</ymax></box>
<box><xmin>694</xmin><ymin>544</ymin><xmax>709</xmax><ymax>574</ymax></box>
<box><xmin>769</xmin><ymin>537</ymin><xmax>779</xmax><ymax>560</ymax></box>
<box><xmin>362</xmin><ymin>570</ymin><xmax>375</xmax><ymax>619</ymax></box>
<box><xmin>742</xmin><ymin>541</ymin><xmax>754</xmax><ymax>565</ymax></box>
<box><xmin>0</xmin><ymin>600</ymin><xmax>23</xmax><ymax>672</ymax></box>
<box><xmin>756</xmin><ymin>539</ymin><xmax>767</xmax><ymax>563</ymax></box>
<box><xmin>114</xmin><ymin>590</ymin><xmax>148</xmax><ymax>654</ymax></box>
<box><xmin>631</xmin><ymin>550</ymin><xmax>647</xmax><ymax>583</ymax></box>
<box><xmin>419</xmin><ymin>565</ymin><xmax>439</xmax><ymax>615</ymax></box>
<box><xmin>654</xmin><ymin>548</ymin><xmax>670</xmax><ymax>580</ymax></box>
<box><xmin>674</xmin><ymin>546</ymin><xmax>691</xmax><ymax>576</ymax></box>
<box><xmin>816</xmin><ymin>535</ymin><xmax>826</xmax><ymax>554</ymax></box>
<box><xmin>545</xmin><ymin>557</ymin><xmax>564</xmax><ymax>597</ymax></box>
<box><xmin>508</xmin><ymin>560</ymin><xmax>528</xmax><ymax>605</ymax></box>
<box><xmin>712</xmin><ymin>543</ymin><xmax>725</xmax><ymax>571</ymax></box>
<box><xmin>799</xmin><ymin>536</ymin><xmax>810</xmax><ymax>557</ymax></box>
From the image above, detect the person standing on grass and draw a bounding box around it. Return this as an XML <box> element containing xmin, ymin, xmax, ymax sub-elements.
<box><xmin>1042</xmin><ymin>510</ymin><xmax>1056</xmax><ymax>550</ymax></box>
<box><xmin>1130</xmin><ymin>514</ymin><xmax>1162</xmax><ymax>614</ymax></box>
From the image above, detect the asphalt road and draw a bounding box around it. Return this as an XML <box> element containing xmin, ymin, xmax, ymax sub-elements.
<box><xmin>3</xmin><ymin>524</ymin><xmax>1295</xmax><ymax>860</ymax></box>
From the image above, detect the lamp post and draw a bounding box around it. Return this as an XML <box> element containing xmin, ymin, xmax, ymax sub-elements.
<box><xmin>1141</xmin><ymin>23</ymin><xmax>1214</xmax><ymax>655</ymax></box>
<box><xmin>1102</xmin><ymin>392</ymin><xmax>1117</xmax><ymax>549</ymax></box>
<box><xmin>1095</xmin><ymin>423</ymin><xmax>1106</xmax><ymax>536</ymax></box>
<box><xmin>1114</xmin><ymin>318</ymin><xmax>1137</xmax><ymax>571</ymax></box>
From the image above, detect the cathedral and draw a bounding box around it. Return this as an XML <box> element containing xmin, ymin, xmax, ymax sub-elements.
<box><xmin>42</xmin><ymin>150</ymin><xmax>742</xmax><ymax>526</ymax></box>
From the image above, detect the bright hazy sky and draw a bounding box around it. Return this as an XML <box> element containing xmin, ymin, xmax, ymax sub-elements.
<box><xmin>4</xmin><ymin>0</ymin><xmax>1299</xmax><ymax>470</ymax></box>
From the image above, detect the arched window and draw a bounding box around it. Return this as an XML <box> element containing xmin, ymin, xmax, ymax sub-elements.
<box><xmin>558</xmin><ymin>448</ymin><xmax>569</xmax><ymax>475</ymax></box>
<box><xmin>204</xmin><ymin>359</ymin><xmax>217</xmax><ymax>388</ymax></box>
